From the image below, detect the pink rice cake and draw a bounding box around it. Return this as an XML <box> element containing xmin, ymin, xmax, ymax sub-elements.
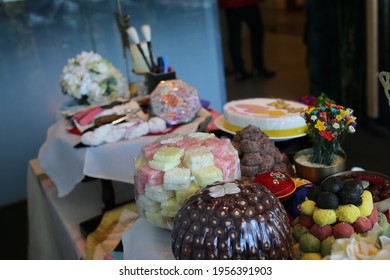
<box><xmin>204</xmin><ymin>137</ymin><xmax>230</xmax><ymax>150</ymax></box>
<box><xmin>203</xmin><ymin>138</ymin><xmax>232</xmax><ymax>157</ymax></box>
<box><xmin>173</xmin><ymin>137</ymin><xmax>201</xmax><ymax>150</ymax></box>
<box><xmin>203</xmin><ymin>138</ymin><xmax>239</xmax><ymax>180</ymax></box>
<box><xmin>142</xmin><ymin>141</ymin><xmax>163</xmax><ymax>160</ymax></box>
<box><xmin>213</xmin><ymin>152</ymin><xmax>239</xmax><ymax>181</ymax></box>
<box><xmin>134</xmin><ymin>175</ymin><xmax>145</xmax><ymax>197</ymax></box>
<box><xmin>137</xmin><ymin>163</ymin><xmax>164</xmax><ymax>186</ymax></box>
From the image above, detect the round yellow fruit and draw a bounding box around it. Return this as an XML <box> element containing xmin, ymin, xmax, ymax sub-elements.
<box><xmin>312</xmin><ymin>208</ymin><xmax>337</xmax><ymax>226</ymax></box>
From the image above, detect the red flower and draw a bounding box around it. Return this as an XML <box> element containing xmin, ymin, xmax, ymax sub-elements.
<box><xmin>319</xmin><ymin>130</ymin><xmax>333</xmax><ymax>141</ymax></box>
<box><xmin>319</xmin><ymin>112</ymin><xmax>327</xmax><ymax>120</ymax></box>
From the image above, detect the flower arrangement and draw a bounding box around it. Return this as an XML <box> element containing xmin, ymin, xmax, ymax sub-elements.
<box><xmin>60</xmin><ymin>51</ymin><xmax>130</xmax><ymax>105</ymax></box>
<box><xmin>302</xmin><ymin>101</ymin><xmax>357</xmax><ymax>166</ymax></box>
<box><xmin>298</xmin><ymin>92</ymin><xmax>336</xmax><ymax>107</ymax></box>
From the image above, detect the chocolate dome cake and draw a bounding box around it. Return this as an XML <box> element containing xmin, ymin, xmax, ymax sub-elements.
<box><xmin>171</xmin><ymin>179</ymin><xmax>292</xmax><ymax>259</ymax></box>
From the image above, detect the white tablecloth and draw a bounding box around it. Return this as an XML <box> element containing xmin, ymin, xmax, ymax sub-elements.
<box><xmin>122</xmin><ymin>217</ymin><xmax>174</xmax><ymax>260</ymax></box>
<box><xmin>37</xmin><ymin>109</ymin><xmax>211</xmax><ymax>197</ymax></box>
<box><xmin>27</xmin><ymin>159</ymin><xmax>133</xmax><ymax>259</ymax></box>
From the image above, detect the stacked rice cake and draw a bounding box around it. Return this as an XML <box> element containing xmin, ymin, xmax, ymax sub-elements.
<box><xmin>134</xmin><ymin>133</ymin><xmax>241</xmax><ymax>230</ymax></box>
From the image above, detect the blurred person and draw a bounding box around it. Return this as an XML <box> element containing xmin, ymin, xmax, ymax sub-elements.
<box><xmin>219</xmin><ymin>0</ymin><xmax>275</xmax><ymax>82</ymax></box>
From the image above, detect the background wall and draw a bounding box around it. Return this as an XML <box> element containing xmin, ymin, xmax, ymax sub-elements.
<box><xmin>0</xmin><ymin>0</ymin><xmax>226</xmax><ymax>207</ymax></box>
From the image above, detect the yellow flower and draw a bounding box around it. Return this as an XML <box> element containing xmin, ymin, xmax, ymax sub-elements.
<box><xmin>335</xmin><ymin>115</ymin><xmax>343</xmax><ymax>121</ymax></box>
<box><xmin>306</xmin><ymin>107</ymin><xmax>315</xmax><ymax>115</ymax></box>
<box><xmin>339</xmin><ymin>109</ymin><xmax>349</xmax><ymax>118</ymax></box>
<box><xmin>347</xmin><ymin>116</ymin><xmax>357</xmax><ymax>125</ymax></box>
<box><xmin>314</xmin><ymin>120</ymin><xmax>326</xmax><ymax>131</ymax></box>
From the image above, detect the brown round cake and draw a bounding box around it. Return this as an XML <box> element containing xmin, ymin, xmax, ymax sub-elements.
<box><xmin>171</xmin><ymin>179</ymin><xmax>292</xmax><ymax>260</ymax></box>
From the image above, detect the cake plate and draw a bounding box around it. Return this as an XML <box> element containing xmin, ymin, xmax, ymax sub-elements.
<box><xmin>214</xmin><ymin>115</ymin><xmax>307</xmax><ymax>142</ymax></box>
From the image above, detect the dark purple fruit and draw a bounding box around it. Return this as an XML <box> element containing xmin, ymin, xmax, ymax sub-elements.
<box><xmin>306</xmin><ymin>185</ymin><xmax>321</xmax><ymax>201</ymax></box>
<box><xmin>316</xmin><ymin>191</ymin><xmax>339</xmax><ymax>209</ymax></box>
<box><xmin>321</xmin><ymin>176</ymin><xmax>343</xmax><ymax>193</ymax></box>
<box><xmin>339</xmin><ymin>190</ymin><xmax>362</xmax><ymax>206</ymax></box>
<box><xmin>342</xmin><ymin>180</ymin><xmax>364</xmax><ymax>195</ymax></box>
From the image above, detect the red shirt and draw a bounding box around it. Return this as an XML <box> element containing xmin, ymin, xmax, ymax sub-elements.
<box><xmin>219</xmin><ymin>0</ymin><xmax>262</xmax><ymax>9</ymax></box>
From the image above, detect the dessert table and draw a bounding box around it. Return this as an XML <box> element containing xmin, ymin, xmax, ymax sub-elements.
<box><xmin>37</xmin><ymin>108</ymin><xmax>212</xmax><ymax>198</ymax></box>
<box><xmin>28</xmin><ymin>108</ymin><xmax>212</xmax><ymax>259</ymax></box>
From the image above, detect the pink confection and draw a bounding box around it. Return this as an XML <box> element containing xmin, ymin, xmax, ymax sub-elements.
<box><xmin>299</xmin><ymin>214</ymin><xmax>315</xmax><ymax>229</ymax></box>
<box><xmin>174</xmin><ymin>137</ymin><xmax>201</xmax><ymax>149</ymax></box>
<box><xmin>134</xmin><ymin>175</ymin><xmax>145</xmax><ymax>197</ymax></box>
<box><xmin>368</xmin><ymin>207</ymin><xmax>379</xmax><ymax>226</ymax></box>
<box><xmin>333</xmin><ymin>222</ymin><xmax>355</xmax><ymax>238</ymax></box>
<box><xmin>142</xmin><ymin>141</ymin><xmax>163</xmax><ymax>160</ymax></box>
<box><xmin>203</xmin><ymin>138</ymin><xmax>232</xmax><ymax>157</ymax></box>
<box><xmin>213</xmin><ymin>153</ymin><xmax>239</xmax><ymax>181</ymax></box>
<box><xmin>353</xmin><ymin>217</ymin><xmax>373</xmax><ymax>233</ymax></box>
<box><xmin>310</xmin><ymin>224</ymin><xmax>332</xmax><ymax>241</ymax></box>
<box><xmin>137</xmin><ymin>163</ymin><xmax>164</xmax><ymax>185</ymax></box>
<box><xmin>204</xmin><ymin>138</ymin><xmax>239</xmax><ymax>180</ymax></box>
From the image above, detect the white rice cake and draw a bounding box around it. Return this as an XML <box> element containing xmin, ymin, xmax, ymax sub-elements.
<box><xmin>192</xmin><ymin>165</ymin><xmax>223</xmax><ymax>187</ymax></box>
<box><xmin>187</xmin><ymin>132</ymin><xmax>215</xmax><ymax>141</ymax></box>
<box><xmin>153</xmin><ymin>146</ymin><xmax>184</xmax><ymax>162</ymax></box>
<box><xmin>164</xmin><ymin>167</ymin><xmax>191</xmax><ymax>190</ymax></box>
<box><xmin>144</xmin><ymin>184</ymin><xmax>175</xmax><ymax>202</ymax></box>
<box><xmin>161</xmin><ymin>197</ymin><xmax>181</xmax><ymax>211</ymax></box>
<box><xmin>137</xmin><ymin>194</ymin><xmax>161</xmax><ymax>212</ymax></box>
<box><xmin>149</xmin><ymin>158</ymin><xmax>180</xmax><ymax>171</ymax></box>
<box><xmin>183</xmin><ymin>146</ymin><xmax>214</xmax><ymax>171</ymax></box>
<box><xmin>175</xmin><ymin>182</ymin><xmax>201</xmax><ymax>204</ymax></box>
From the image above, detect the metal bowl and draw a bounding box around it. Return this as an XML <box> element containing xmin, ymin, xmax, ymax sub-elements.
<box><xmin>293</xmin><ymin>148</ymin><xmax>346</xmax><ymax>185</ymax></box>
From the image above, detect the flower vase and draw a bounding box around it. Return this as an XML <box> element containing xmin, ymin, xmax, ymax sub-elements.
<box><xmin>293</xmin><ymin>148</ymin><xmax>346</xmax><ymax>184</ymax></box>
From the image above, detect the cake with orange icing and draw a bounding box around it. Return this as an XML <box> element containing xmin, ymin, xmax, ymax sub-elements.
<box><xmin>222</xmin><ymin>98</ymin><xmax>308</xmax><ymax>138</ymax></box>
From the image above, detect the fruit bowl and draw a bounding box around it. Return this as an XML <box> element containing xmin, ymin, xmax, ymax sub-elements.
<box><xmin>325</xmin><ymin>170</ymin><xmax>390</xmax><ymax>213</ymax></box>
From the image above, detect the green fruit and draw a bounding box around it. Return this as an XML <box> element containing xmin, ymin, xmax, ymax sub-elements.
<box><xmin>299</xmin><ymin>232</ymin><xmax>321</xmax><ymax>253</ymax></box>
<box><xmin>321</xmin><ymin>235</ymin><xmax>335</xmax><ymax>257</ymax></box>
<box><xmin>293</xmin><ymin>224</ymin><xmax>309</xmax><ymax>241</ymax></box>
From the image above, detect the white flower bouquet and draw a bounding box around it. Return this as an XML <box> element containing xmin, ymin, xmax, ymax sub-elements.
<box><xmin>328</xmin><ymin>223</ymin><xmax>390</xmax><ymax>260</ymax></box>
<box><xmin>60</xmin><ymin>51</ymin><xmax>130</xmax><ymax>105</ymax></box>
